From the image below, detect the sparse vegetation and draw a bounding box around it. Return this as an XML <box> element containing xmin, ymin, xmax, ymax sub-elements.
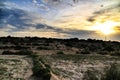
<box><xmin>83</xmin><ymin>63</ymin><xmax>120</xmax><ymax>80</ymax></box>
<box><xmin>0</xmin><ymin>67</ymin><xmax>7</xmax><ymax>75</ymax></box>
<box><xmin>0</xmin><ymin>37</ymin><xmax>119</xmax><ymax>56</ymax></box>
<box><xmin>101</xmin><ymin>63</ymin><xmax>120</xmax><ymax>80</ymax></box>
<box><xmin>83</xmin><ymin>70</ymin><xmax>98</xmax><ymax>80</ymax></box>
<box><xmin>0</xmin><ymin>56</ymin><xmax>32</xmax><ymax>80</ymax></box>
<box><xmin>31</xmin><ymin>54</ymin><xmax>51</xmax><ymax>80</ymax></box>
<box><xmin>0</xmin><ymin>37</ymin><xmax>120</xmax><ymax>80</ymax></box>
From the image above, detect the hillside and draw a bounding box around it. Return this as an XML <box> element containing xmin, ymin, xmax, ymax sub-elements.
<box><xmin>0</xmin><ymin>36</ymin><xmax>120</xmax><ymax>55</ymax></box>
<box><xmin>0</xmin><ymin>36</ymin><xmax>120</xmax><ymax>80</ymax></box>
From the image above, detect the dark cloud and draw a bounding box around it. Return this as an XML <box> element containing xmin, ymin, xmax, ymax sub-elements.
<box><xmin>73</xmin><ymin>0</ymin><xmax>79</xmax><ymax>3</ymax></box>
<box><xmin>0</xmin><ymin>8</ymin><xmax>35</xmax><ymax>30</ymax></box>
<box><xmin>0</xmin><ymin>6</ymin><xmax>63</xmax><ymax>33</ymax></box>
<box><xmin>0</xmin><ymin>0</ymin><xmax>5</xmax><ymax>19</ymax></box>
<box><xmin>87</xmin><ymin>16</ymin><xmax>95</xmax><ymax>22</ymax></box>
<box><xmin>62</xmin><ymin>29</ymin><xmax>97</xmax><ymax>39</ymax></box>
<box><xmin>94</xmin><ymin>4</ymin><xmax>120</xmax><ymax>15</ymax></box>
<box><xmin>35</xmin><ymin>24</ymin><xmax>56</xmax><ymax>30</ymax></box>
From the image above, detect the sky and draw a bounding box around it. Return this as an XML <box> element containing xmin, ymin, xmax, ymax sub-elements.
<box><xmin>0</xmin><ymin>0</ymin><xmax>120</xmax><ymax>41</ymax></box>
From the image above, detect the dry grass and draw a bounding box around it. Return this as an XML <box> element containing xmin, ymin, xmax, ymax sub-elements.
<box><xmin>40</xmin><ymin>54</ymin><xmax>120</xmax><ymax>80</ymax></box>
<box><xmin>0</xmin><ymin>55</ymin><xmax>33</xmax><ymax>80</ymax></box>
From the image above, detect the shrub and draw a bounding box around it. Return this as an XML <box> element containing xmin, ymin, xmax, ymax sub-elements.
<box><xmin>31</xmin><ymin>54</ymin><xmax>51</xmax><ymax>80</ymax></box>
<box><xmin>2</xmin><ymin>51</ymin><xmax>14</xmax><ymax>55</ymax></box>
<box><xmin>97</xmin><ymin>51</ymin><xmax>109</xmax><ymax>55</ymax></box>
<box><xmin>83</xmin><ymin>70</ymin><xmax>98</xmax><ymax>80</ymax></box>
<box><xmin>2</xmin><ymin>50</ymin><xmax>33</xmax><ymax>55</ymax></box>
<box><xmin>76</xmin><ymin>51</ymin><xmax>81</xmax><ymax>54</ymax></box>
<box><xmin>103</xmin><ymin>46</ymin><xmax>115</xmax><ymax>52</ymax></box>
<box><xmin>13</xmin><ymin>46</ymin><xmax>30</xmax><ymax>50</ymax></box>
<box><xmin>110</xmin><ymin>51</ymin><xmax>120</xmax><ymax>57</ymax></box>
<box><xmin>56</xmin><ymin>51</ymin><xmax>64</xmax><ymax>54</ymax></box>
<box><xmin>101</xmin><ymin>63</ymin><xmax>120</xmax><ymax>80</ymax></box>
<box><xmin>81</xmin><ymin>51</ymin><xmax>91</xmax><ymax>54</ymax></box>
<box><xmin>17</xmin><ymin>50</ymin><xmax>33</xmax><ymax>55</ymax></box>
<box><xmin>36</xmin><ymin>46</ymin><xmax>51</xmax><ymax>50</ymax></box>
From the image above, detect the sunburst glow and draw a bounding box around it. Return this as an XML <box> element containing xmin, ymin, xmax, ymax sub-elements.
<box><xmin>92</xmin><ymin>21</ymin><xmax>118</xmax><ymax>35</ymax></box>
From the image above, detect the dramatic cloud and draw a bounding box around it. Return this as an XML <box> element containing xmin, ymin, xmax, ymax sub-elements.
<box><xmin>0</xmin><ymin>0</ymin><xmax>120</xmax><ymax>41</ymax></box>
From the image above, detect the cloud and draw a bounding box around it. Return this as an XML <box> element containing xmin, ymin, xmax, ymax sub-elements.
<box><xmin>114</xmin><ymin>26</ymin><xmax>120</xmax><ymax>33</ymax></box>
<box><xmin>42</xmin><ymin>0</ymin><xmax>117</xmax><ymax>30</ymax></box>
<box><xmin>0</xmin><ymin>23</ymin><xmax>101</xmax><ymax>39</ymax></box>
<box><xmin>0</xmin><ymin>18</ymin><xmax>119</xmax><ymax>41</ymax></box>
<box><xmin>0</xmin><ymin>0</ymin><xmax>120</xmax><ymax>41</ymax></box>
<box><xmin>59</xmin><ymin>29</ymin><xmax>101</xmax><ymax>39</ymax></box>
<box><xmin>109</xmin><ymin>33</ymin><xmax>120</xmax><ymax>41</ymax></box>
<box><xmin>33</xmin><ymin>0</ymin><xmax>37</xmax><ymax>3</ymax></box>
<box><xmin>0</xmin><ymin>6</ymin><xmax>69</xmax><ymax>38</ymax></box>
<box><xmin>0</xmin><ymin>26</ymin><xmax>70</xmax><ymax>38</ymax></box>
<box><xmin>1</xmin><ymin>24</ymin><xmax>16</xmax><ymax>31</ymax></box>
<box><xmin>0</xmin><ymin>0</ymin><xmax>5</xmax><ymax>7</ymax></box>
<box><xmin>32</xmin><ymin>0</ymin><xmax>49</xmax><ymax>11</ymax></box>
<box><xmin>0</xmin><ymin>8</ymin><xmax>33</xmax><ymax>29</ymax></box>
<box><xmin>87</xmin><ymin>2</ymin><xmax>120</xmax><ymax>23</ymax></box>
<box><xmin>0</xmin><ymin>24</ymin><xmax>16</xmax><ymax>36</ymax></box>
<box><xmin>0</xmin><ymin>7</ymin><xmax>49</xmax><ymax>30</ymax></box>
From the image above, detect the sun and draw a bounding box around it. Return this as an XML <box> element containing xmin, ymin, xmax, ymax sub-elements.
<box><xmin>92</xmin><ymin>21</ymin><xmax>118</xmax><ymax>35</ymax></box>
<box><xmin>97</xmin><ymin>21</ymin><xmax>116</xmax><ymax>35</ymax></box>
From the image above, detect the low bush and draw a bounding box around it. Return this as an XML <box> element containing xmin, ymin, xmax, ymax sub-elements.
<box><xmin>2</xmin><ymin>50</ymin><xmax>33</xmax><ymax>55</ymax></box>
<box><xmin>110</xmin><ymin>51</ymin><xmax>120</xmax><ymax>56</ymax></box>
<box><xmin>36</xmin><ymin>46</ymin><xmax>51</xmax><ymax>50</ymax></box>
<box><xmin>97</xmin><ymin>51</ymin><xmax>109</xmax><ymax>55</ymax></box>
<box><xmin>56</xmin><ymin>51</ymin><xmax>64</xmax><ymax>54</ymax></box>
<box><xmin>2</xmin><ymin>51</ymin><xmax>14</xmax><ymax>55</ymax></box>
<box><xmin>103</xmin><ymin>46</ymin><xmax>115</xmax><ymax>52</ymax></box>
<box><xmin>15</xmin><ymin>46</ymin><xmax>30</xmax><ymax>50</ymax></box>
<box><xmin>31</xmin><ymin>54</ymin><xmax>51</xmax><ymax>80</ymax></box>
<box><xmin>76</xmin><ymin>51</ymin><xmax>81</xmax><ymax>54</ymax></box>
<box><xmin>83</xmin><ymin>70</ymin><xmax>98</xmax><ymax>80</ymax></box>
<box><xmin>81</xmin><ymin>51</ymin><xmax>91</xmax><ymax>54</ymax></box>
<box><xmin>101</xmin><ymin>63</ymin><xmax>120</xmax><ymax>80</ymax></box>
